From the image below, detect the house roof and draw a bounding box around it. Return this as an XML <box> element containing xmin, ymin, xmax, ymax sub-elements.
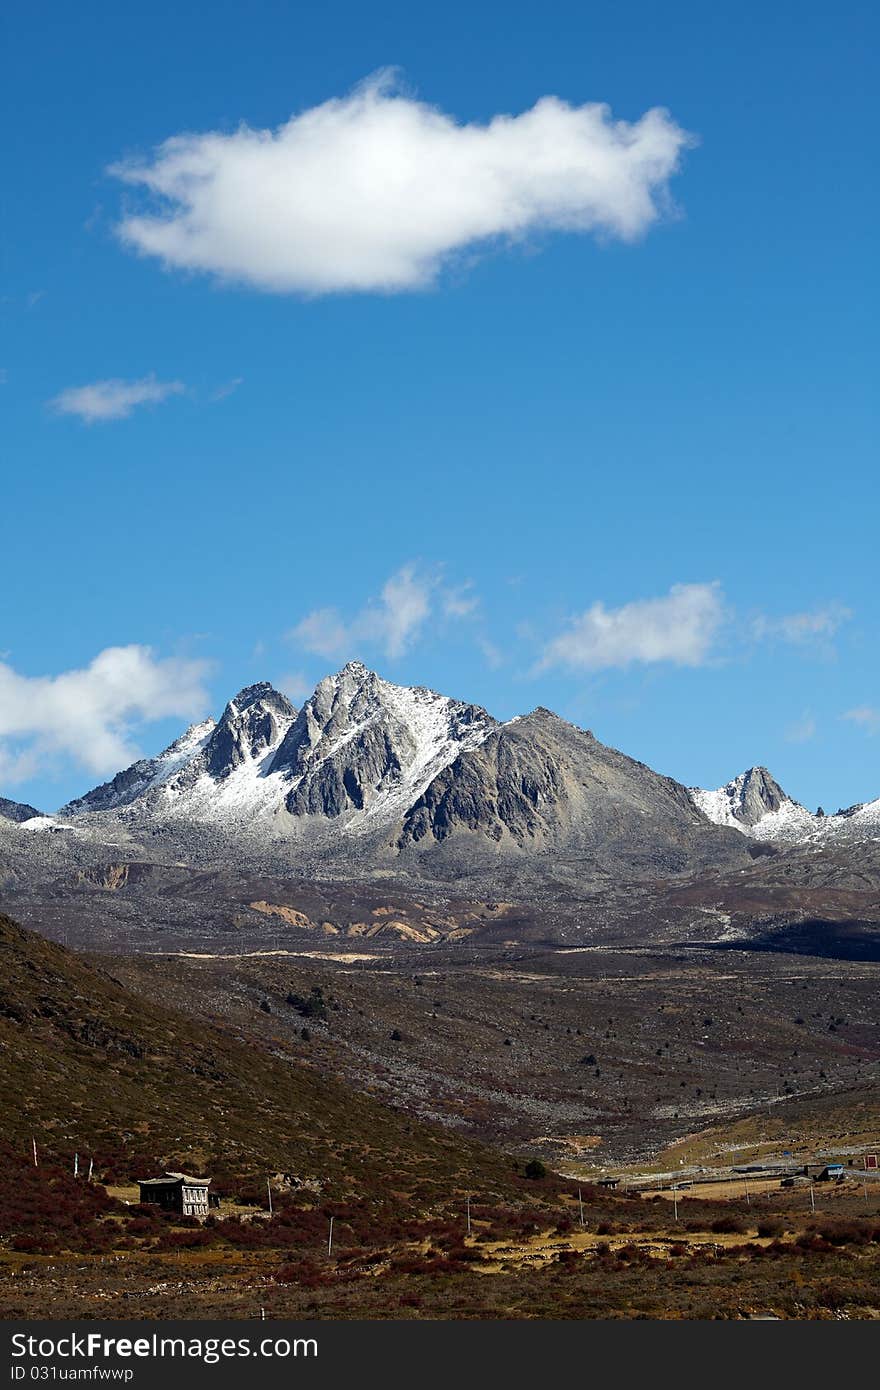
<box><xmin>138</xmin><ymin>1172</ymin><xmax>211</xmax><ymax>1187</ymax></box>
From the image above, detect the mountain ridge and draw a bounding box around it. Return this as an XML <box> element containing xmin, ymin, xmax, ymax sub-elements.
<box><xmin>4</xmin><ymin>667</ymin><xmax>878</xmax><ymax>892</ymax></box>
<box><xmin>691</xmin><ymin>766</ymin><xmax>880</xmax><ymax>846</ymax></box>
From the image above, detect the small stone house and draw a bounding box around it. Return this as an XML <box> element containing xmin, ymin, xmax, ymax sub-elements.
<box><xmin>138</xmin><ymin>1172</ymin><xmax>211</xmax><ymax>1217</ymax></box>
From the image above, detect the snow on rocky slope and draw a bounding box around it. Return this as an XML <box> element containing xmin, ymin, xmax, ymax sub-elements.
<box><xmin>7</xmin><ymin>666</ymin><xmax>878</xmax><ymax>861</ymax></box>
<box><xmin>690</xmin><ymin>767</ymin><xmax>880</xmax><ymax>845</ymax></box>
<box><xmin>54</xmin><ymin>664</ymin><xmax>498</xmax><ymax>841</ymax></box>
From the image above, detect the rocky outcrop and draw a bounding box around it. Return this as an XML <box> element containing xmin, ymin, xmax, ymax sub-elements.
<box><xmin>205</xmin><ymin>682</ymin><xmax>296</xmax><ymax>780</ymax></box>
<box><xmin>0</xmin><ymin>797</ymin><xmax>42</xmax><ymax>824</ymax></box>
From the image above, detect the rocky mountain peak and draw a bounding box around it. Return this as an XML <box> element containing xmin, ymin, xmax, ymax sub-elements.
<box><xmin>205</xmin><ymin>682</ymin><xmax>296</xmax><ymax>781</ymax></box>
<box><xmin>227</xmin><ymin>680</ymin><xmax>294</xmax><ymax>714</ymax></box>
<box><xmin>689</xmin><ymin>765</ymin><xmax>815</xmax><ymax>839</ymax></box>
<box><xmin>0</xmin><ymin>796</ymin><xmax>43</xmax><ymax>824</ymax></box>
<box><xmin>733</xmin><ymin>766</ymin><xmax>788</xmax><ymax>821</ymax></box>
<box><xmin>269</xmin><ymin>665</ymin><xmax>497</xmax><ymax>819</ymax></box>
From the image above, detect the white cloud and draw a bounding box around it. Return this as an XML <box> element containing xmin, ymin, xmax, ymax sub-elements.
<box><xmin>842</xmin><ymin>706</ymin><xmax>880</xmax><ymax>735</ymax></box>
<box><xmin>751</xmin><ymin>602</ymin><xmax>851</xmax><ymax>645</ymax></box>
<box><xmin>50</xmin><ymin>374</ymin><xmax>185</xmax><ymax>423</ymax></box>
<box><xmin>0</xmin><ymin>646</ymin><xmax>211</xmax><ymax>784</ymax></box>
<box><xmin>291</xmin><ymin>564</ymin><xmax>435</xmax><ymax>661</ymax></box>
<box><xmin>539</xmin><ymin>582</ymin><xmax>724</xmax><ymax>672</ymax></box>
<box><xmin>109</xmin><ymin>71</ymin><xmax>693</xmax><ymax>295</ymax></box>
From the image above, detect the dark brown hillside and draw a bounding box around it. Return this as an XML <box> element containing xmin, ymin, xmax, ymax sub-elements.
<box><xmin>0</xmin><ymin>912</ymin><xmax>519</xmax><ymax>1200</ymax></box>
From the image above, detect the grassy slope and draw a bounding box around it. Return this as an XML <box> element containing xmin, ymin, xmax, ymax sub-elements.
<box><xmin>0</xmin><ymin>913</ymin><xmax>520</xmax><ymax>1202</ymax></box>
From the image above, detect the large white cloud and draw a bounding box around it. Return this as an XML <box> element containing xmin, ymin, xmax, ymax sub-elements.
<box><xmin>50</xmin><ymin>375</ymin><xmax>184</xmax><ymax>424</ymax></box>
<box><xmin>0</xmin><ymin>646</ymin><xmax>211</xmax><ymax>784</ymax></box>
<box><xmin>109</xmin><ymin>72</ymin><xmax>693</xmax><ymax>295</ymax></box>
<box><xmin>539</xmin><ymin>582</ymin><xmax>724</xmax><ymax>671</ymax></box>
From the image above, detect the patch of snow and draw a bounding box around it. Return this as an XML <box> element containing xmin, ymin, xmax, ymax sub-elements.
<box><xmin>18</xmin><ymin>816</ymin><xmax>75</xmax><ymax>833</ymax></box>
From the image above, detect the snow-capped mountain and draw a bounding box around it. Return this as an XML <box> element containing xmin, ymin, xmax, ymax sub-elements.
<box><xmin>60</xmin><ymin>681</ymin><xmax>297</xmax><ymax>823</ymax></box>
<box><xmin>268</xmin><ymin>661</ymin><xmax>497</xmax><ymax>827</ymax></box>
<box><xmin>689</xmin><ymin>767</ymin><xmax>818</xmax><ymax>841</ymax></box>
<box><xmin>14</xmin><ymin>663</ymin><xmax>748</xmax><ymax>881</ymax></box>
<box><xmin>56</xmin><ymin>664</ymin><xmax>498</xmax><ymax>842</ymax></box>
<box><xmin>690</xmin><ymin>767</ymin><xmax>880</xmax><ymax>845</ymax></box>
<box><xmin>8</xmin><ymin>667</ymin><xmax>878</xmax><ymax>879</ymax></box>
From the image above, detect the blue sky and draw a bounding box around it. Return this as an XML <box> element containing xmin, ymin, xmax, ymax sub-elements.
<box><xmin>3</xmin><ymin>0</ymin><xmax>877</xmax><ymax>814</ymax></box>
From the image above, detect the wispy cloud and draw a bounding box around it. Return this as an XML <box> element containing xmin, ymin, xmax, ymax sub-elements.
<box><xmin>751</xmin><ymin>602</ymin><xmax>851</xmax><ymax>646</ymax></box>
<box><xmin>50</xmin><ymin>374</ymin><xmax>185</xmax><ymax>424</ymax></box>
<box><xmin>538</xmin><ymin>582</ymin><xmax>724</xmax><ymax>672</ymax></box>
<box><xmin>110</xmin><ymin>71</ymin><xmax>693</xmax><ymax>296</ymax></box>
<box><xmin>210</xmin><ymin>376</ymin><xmax>244</xmax><ymax>402</ymax></box>
<box><xmin>289</xmin><ymin>564</ymin><xmax>483</xmax><ymax>663</ymax></box>
<box><xmin>442</xmin><ymin>583</ymin><xmax>480</xmax><ymax>619</ymax></box>
<box><xmin>842</xmin><ymin>705</ymin><xmax>880</xmax><ymax>735</ymax></box>
<box><xmin>0</xmin><ymin>646</ymin><xmax>211</xmax><ymax>784</ymax></box>
<box><xmin>290</xmin><ymin>565</ymin><xmax>436</xmax><ymax>661</ymax></box>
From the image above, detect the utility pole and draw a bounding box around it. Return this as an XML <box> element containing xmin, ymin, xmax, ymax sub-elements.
<box><xmin>32</xmin><ymin>1138</ymin><xmax>38</xmax><ymax>1168</ymax></box>
<box><xmin>74</xmin><ymin>1153</ymin><xmax>78</xmax><ymax>1179</ymax></box>
<box><xmin>578</xmin><ymin>1187</ymin><xmax>585</xmax><ymax>1228</ymax></box>
<box><xmin>327</xmin><ymin>1216</ymin><xmax>334</xmax><ymax>1256</ymax></box>
<box><xmin>810</xmin><ymin>1182</ymin><xmax>815</xmax><ymax>1214</ymax></box>
<box><xmin>466</xmin><ymin>1194</ymin><xmax>471</xmax><ymax>1236</ymax></box>
<box><xmin>672</xmin><ymin>1184</ymin><xmax>679</xmax><ymax>1222</ymax></box>
<box><xmin>87</xmin><ymin>1158</ymin><xmax>93</xmax><ymax>1183</ymax></box>
<box><xmin>266</xmin><ymin>1180</ymin><xmax>273</xmax><ymax>1216</ymax></box>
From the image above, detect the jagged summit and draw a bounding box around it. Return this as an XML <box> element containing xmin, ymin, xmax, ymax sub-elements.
<box><xmin>21</xmin><ymin>667</ymin><xmax>879</xmax><ymax>874</ymax></box>
<box><xmin>57</xmin><ymin>666</ymin><xmax>498</xmax><ymax>837</ymax></box>
<box><xmin>689</xmin><ymin>766</ymin><xmax>818</xmax><ymax>841</ymax></box>
<box><xmin>270</xmin><ymin>662</ymin><xmax>497</xmax><ymax>821</ymax></box>
<box><xmin>205</xmin><ymin>682</ymin><xmax>296</xmax><ymax>781</ymax></box>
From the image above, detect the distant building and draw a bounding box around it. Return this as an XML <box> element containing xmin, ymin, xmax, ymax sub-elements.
<box><xmin>138</xmin><ymin>1172</ymin><xmax>211</xmax><ymax>1217</ymax></box>
<box><xmin>817</xmin><ymin>1163</ymin><xmax>845</xmax><ymax>1182</ymax></box>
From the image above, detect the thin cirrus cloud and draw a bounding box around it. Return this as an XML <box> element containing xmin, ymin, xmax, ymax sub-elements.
<box><xmin>108</xmin><ymin>70</ymin><xmax>694</xmax><ymax>296</ymax></box>
<box><xmin>50</xmin><ymin>374</ymin><xmax>185</xmax><ymax>424</ymax></box>
<box><xmin>750</xmin><ymin>602</ymin><xmax>852</xmax><ymax>645</ymax></box>
<box><xmin>842</xmin><ymin>706</ymin><xmax>880</xmax><ymax>735</ymax></box>
<box><xmin>289</xmin><ymin>564</ymin><xmax>481</xmax><ymax>662</ymax></box>
<box><xmin>538</xmin><ymin>582</ymin><xmax>725</xmax><ymax>672</ymax></box>
<box><xmin>0</xmin><ymin>646</ymin><xmax>211</xmax><ymax>786</ymax></box>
